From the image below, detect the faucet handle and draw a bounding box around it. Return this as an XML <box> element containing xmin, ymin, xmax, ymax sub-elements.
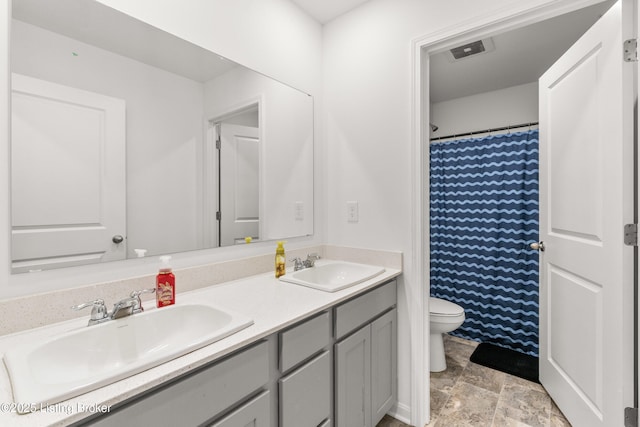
<box><xmin>72</xmin><ymin>299</ymin><xmax>104</xmax><ymax>311</ymax></box>
<box><xmin>291</xmin><ymin>257</ymin><xmax>305</xmax><ymax>271</ymax></box>
<box><xmin>305</xmin><ymin>253</ymin><xmax>321</xmax><ymax>267</ymax></box>
<box><xmin>129</xmin><ymin>288</ymin><xmax>156</xmax><ymax>312</ymax></box>
<box><xmin>130</xmin><ymin>288</ymin><xmax>156</xmax><ymax>298</ymax></box>
<box><xmin>72</xmin><ymin>299</ymin><xmax>108</xmax><ymax>324</ymax></box>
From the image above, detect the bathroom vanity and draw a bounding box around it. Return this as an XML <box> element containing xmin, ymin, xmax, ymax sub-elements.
<box><xmin>0</xmin><ymin>262</ymin><xmax>400</xmax><ymax>426</ymax></box>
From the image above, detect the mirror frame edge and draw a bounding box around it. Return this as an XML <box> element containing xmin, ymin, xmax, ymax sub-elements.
<box><xmin>1</xmin><ymin>0</ymin><xmax>11</xmax><ymax>293</ymax></box>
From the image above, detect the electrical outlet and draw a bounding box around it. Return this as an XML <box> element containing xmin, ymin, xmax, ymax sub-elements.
<box><xmin>347</xmin><ymin>201</ymin><xmax>359</xmax><ymax>222</ymax></box>
<box><xmin>294</xmin><ymin>201</ymin><xmax>304</xmax><ymax>220</ymax></box>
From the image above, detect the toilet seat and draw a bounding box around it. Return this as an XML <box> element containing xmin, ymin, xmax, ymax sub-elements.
<box><xmin>430</xmin><ymin>297</ymin><xmax>464</xmax><ymax>316</ymax></box>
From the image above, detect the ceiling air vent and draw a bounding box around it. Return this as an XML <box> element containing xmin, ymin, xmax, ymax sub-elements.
<box><xmin>446</xmin><ymin>38</ymin><xmax>495</xmax><ymax>62</ymax></box>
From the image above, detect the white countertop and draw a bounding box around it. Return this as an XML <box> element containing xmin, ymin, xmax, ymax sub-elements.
<box><xmin>0</xmin><ymin>261</ymin><xmax>401</xmax><ymax>426</ymax></box>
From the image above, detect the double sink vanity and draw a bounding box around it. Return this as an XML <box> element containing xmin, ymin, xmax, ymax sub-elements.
<box><xmin>0</xmin><ymin>255</ymin><xmax>401</xmax><ymax>426</ymax></box>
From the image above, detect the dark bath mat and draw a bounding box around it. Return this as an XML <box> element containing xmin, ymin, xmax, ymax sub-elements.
<box><xmin>470</xmin><ymin>342</ymin><xmax>539</xmax><ymax>383</ymax></box>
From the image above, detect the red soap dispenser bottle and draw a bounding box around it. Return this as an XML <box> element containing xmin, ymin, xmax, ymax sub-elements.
<box><xmin>156</xmin><ymin>256</ymin><xmax>175</xmax><ymax>308</ymax></box>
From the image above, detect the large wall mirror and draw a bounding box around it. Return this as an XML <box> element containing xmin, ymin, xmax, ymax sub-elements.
<box><xmin>10</xmin><ymin>0</ymin><xmax>314</xmax><ymax>273</ymax></box>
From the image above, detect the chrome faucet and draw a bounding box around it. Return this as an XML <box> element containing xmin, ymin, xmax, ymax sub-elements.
<box><xmin>305</xmin><ymin>253</ymin><xmax>321</xmax><ymax>267</ymax></box>
<box><xmin>113</xmin><ymin>288</ymin><xmax>155</xmax><ymax>319</ymax></box>
<box><xmin>292</xmin><ymin>253</ymin><xmax>321</xmax><ymax>271</ymax></box>
<box><xmin>72</xmin><ymin>288</ymin><xmax>155</xmax><ymax>326</ymax></box>
<box><xmin>292</xmin><ymin>257</ymin><xmax>304</xmax><ymax>271</ymax></box>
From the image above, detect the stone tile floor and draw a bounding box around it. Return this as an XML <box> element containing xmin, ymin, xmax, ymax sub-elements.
<box><xmin>376</xmin><ymin>335</ymin><xmax>572</xmax><ymax>427</ymax></box>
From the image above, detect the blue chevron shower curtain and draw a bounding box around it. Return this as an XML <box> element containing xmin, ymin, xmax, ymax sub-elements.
<box><xmin>430</xmin><ymin>129</ymin><xmax>539</xmax><ymax>356</ymax></box>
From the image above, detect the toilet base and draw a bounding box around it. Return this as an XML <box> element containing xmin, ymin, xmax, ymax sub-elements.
<box><xmin>430</xmin><ymin>332</ymin><xmax>447</xmax><ymax>372</ymax></box>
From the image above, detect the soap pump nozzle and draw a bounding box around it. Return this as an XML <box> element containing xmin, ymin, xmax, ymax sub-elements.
<box><xmin>159</xmin><ymin>255</ymin><xmax>172</xmax><ymax>272</ymax></box>
<box><xmin>134</xmin><ymin>249</ymin><xmax>147</xmax><ymax>258</ymax></box>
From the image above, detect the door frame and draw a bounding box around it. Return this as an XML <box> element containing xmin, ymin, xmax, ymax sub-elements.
<box><xmin>409</xmin><ymin>1</ymin><xmax>637</xmax><ymax>425</ymax></box>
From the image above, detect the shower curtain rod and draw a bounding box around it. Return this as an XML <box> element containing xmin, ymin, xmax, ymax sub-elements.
<box><xmin>429</xmin><ymin>121</ymin><xmax>539</xmax><ymax>142</ymax></box>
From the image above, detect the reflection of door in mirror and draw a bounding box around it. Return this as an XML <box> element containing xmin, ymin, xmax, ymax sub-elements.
<box><xmin>215</xmin><ymin>117</ymin><xmax>260</xmax><ymax>246</ymax></box>
<box><xmin>209</xmin><ymin>101</ymin><xmax>263</xmax><ymax>246</ymax></box>
<box><xmin>11</xmin><ymin>73</ymin><xmax>126</xmax><ymax>273</ymax></box>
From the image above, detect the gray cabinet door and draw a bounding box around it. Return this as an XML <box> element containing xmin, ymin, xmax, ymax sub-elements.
<box><xmin>371</xmin><ymin>308</ymin><xmax>397</xmax><ymax>426</ymax></box>
<box><xmin>335</xmin><ymin>325</ymin><xmax>371</xmax><ymax>427</ymax></box>
<box><xmin>209</xmin><ymin>391</ymin><xmax>270</xmax><ymax>427</ymax></box>
<box><xmin>279</xmin><ymin>351</ymin><xmax>331</xmax><ymax>427</ymax></box>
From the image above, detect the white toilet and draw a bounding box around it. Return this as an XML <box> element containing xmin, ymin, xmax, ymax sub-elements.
<box><xmin>430</xmin><ymin>297</ymin><xmax>465</xmax><ymax>372</ymax></box>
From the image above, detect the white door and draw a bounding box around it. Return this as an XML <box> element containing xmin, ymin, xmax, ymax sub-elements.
<box><xmin>538</xmin><ymin>2</ymin><xmax>634</xmax><ymax>426</ymax></box>
<box><xmin>11</xmin><ymin>73</ymin><xmax>126</xmax><ymax>272</ymax></box>
<box><xmin>219</xmin><ymin>123</ymin><xmax>260</xmax><ymax>246</ymax></box>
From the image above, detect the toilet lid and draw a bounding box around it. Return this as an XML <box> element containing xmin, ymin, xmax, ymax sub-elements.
<box><xmin>430</xmin><ymin>297</ymin><xmax>464</xmax><ymax>316</ymax></box>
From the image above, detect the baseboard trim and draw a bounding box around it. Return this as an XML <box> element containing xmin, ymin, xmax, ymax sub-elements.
<box><xmin>387</xmin><ymin>402</ymin><xmax>412</xmax><ymax>425</ymax></box>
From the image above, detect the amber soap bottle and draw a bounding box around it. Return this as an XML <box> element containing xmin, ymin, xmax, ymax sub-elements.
<box><xmin>275</xmin><ymin>241</ymin><xmax>286</xmax><ymax>278</ymax></box>
<box><xmin>156</xmin><ymin>256</ymin><xmax>175</xmax><ymax>308</ymax></box>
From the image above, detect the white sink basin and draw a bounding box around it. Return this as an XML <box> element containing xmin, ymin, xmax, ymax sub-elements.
<box><xmin>279</xmin><ymin>261</ymin><xmax>385</xmax><ymax>292</ymax></box>
<box><xmin>3</xmin><ymin>303</ymin><xmax>253</xmax><ymax>412</ymax></box>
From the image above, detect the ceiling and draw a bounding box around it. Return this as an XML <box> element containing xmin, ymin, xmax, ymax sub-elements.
<box><xmin>289</xmin><ymin>0</ymin><xmax>615</xmax><ymax>103</ymax></box>
<box><xmin>430</xmin><ymin>1</ymin><xmax>615</xmax><ymax>102</ymax></box>
<box><xmin>290</xmin><ymin>0</ymin><xmax>371</xmax><ymax>23</ymax></box>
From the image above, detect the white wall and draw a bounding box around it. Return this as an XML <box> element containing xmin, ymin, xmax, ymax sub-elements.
<box><xmin>12</xmin><ymin>19</ymin><xmax>205</xmax><ymax>258</ymax></box>
<box><xmin>0</xmin><ymin>0</ymin><xmax>322</xmax><ymax>298</ymax></box>
<box><xmin>322</xmin><ymin>0</ymin><xmax>595</xmax><ymax>422</ymax></box>
<box><xmin>95</xmin><ymin>0</ymin><xmax>322</xmax><ymax>96</ymax></box>
<box><xmin>430</xmin><ymin>82</ymin><xmax>538</xmax><ymax>138</ymax></box>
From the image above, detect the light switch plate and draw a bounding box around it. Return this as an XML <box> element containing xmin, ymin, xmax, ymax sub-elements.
<box><xmin>294</xmin><ymin>201</ymin><xmax>304</xmax><ymax>220</ymax></box>
<box><xmin>347</xmin><ymin>201</ymin><xmax>359</xmax><ymax>222</ymax></box>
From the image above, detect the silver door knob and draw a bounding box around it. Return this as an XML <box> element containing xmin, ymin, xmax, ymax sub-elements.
<box><xmin>112</xmin><ymin>235</ymin><xmax>124</xmax><ymax>244</ymax></box>
<box><xmin>530</xmin><ymin>241</ymin><xmax>545</xmax><ymax>252</ymax></box>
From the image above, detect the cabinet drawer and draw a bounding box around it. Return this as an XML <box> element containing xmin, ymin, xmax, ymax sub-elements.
<box><xmin>335</xmin><ymin>281</ymin><xmax>396</xmax><ymax>339</ymax></box>
<box><xmin>88</xmin><ymin>341</ymin><xmax>269</xmax><ymax>427</ymax></box>
<box><xmin>209</xmin><ymin>390</ymin><xmax>270</xmax><ymax>427</ymax></box>
<box><xmin>280</xmin><ymin>311</ymin><xmax>330</xmax><ymax>372</ymax></box>
<box><xmin>279</xmin><ymin>351</ymin><xmax>331</xmax><ymax>427</ymax></box>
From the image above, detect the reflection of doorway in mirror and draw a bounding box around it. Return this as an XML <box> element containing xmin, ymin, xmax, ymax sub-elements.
<box><xmin>219</xmin><ymin>123</ymin><xmax>260</xmax><ymax>246</ymax></box>
<box><xmin>205</xmin><ymin>104</ymin><xmax>261</xmax><ymax>248</ymax></box>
